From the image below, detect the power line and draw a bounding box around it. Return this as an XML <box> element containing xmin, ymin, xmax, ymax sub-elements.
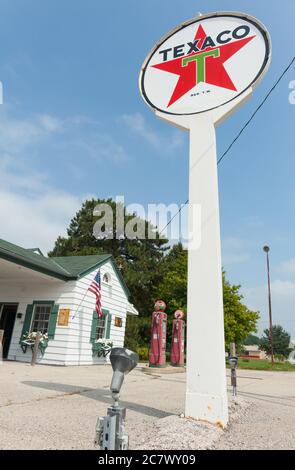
<box><xmin>159</xmin><ymin>57</ymin><xmax>295</xmax><ymax>236</ymax></box>
<box><xmin>159</xmin><ymin>201</ymin><xmax>188</xmax><ymax>235</ymax></box>
<box><xmin>217</xmin><ymin>56</ymin><xmax>295</xmax><ymax>164</ymax></box>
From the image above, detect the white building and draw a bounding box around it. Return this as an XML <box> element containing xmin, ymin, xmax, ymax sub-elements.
<box><xmin>0</xmin><ymin>238</ymin><xmax>138</xmax><ymax>365</ymax></box>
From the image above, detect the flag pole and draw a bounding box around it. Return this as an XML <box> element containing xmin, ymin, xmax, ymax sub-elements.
<box><xmin>71</xmin><ymin>269</ymin><xmax>101</xmax><ymax>320</ymax></box>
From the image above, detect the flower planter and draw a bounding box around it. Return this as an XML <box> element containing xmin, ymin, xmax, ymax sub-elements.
<box><xmin>19</xmin><ymin>333</ymin><xmax>49</xmax><ymax>355</ymax></box>
<box><xmin>92</xmin><ymin>340</ymin><xmax>113</xmax><ymax>358</ymax></box>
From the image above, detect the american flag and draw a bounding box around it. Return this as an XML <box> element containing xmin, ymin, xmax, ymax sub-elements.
<box><xmin>88</xmin><ymin>270</ymin><xmax>102</xmax><ymax>317</ymax></box>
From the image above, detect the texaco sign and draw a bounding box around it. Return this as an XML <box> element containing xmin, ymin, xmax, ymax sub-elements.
<box><xmin>139</xmin><ymin>12</ymin><xmax>271</xmax><ymax>115</ymax></box>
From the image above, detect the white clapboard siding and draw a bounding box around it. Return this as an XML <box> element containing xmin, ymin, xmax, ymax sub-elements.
<box><xmin>0</xmin><ymin>260</ymin><xmax>130</xmax><ymax>366</ymax></box>
<box><xmin>66</xmin><ymin>261</ymin><xmax>128</xmax><ymax>365</ymax></box>
<box><xmin>0</xmin><ymin>279</ymin><xmax>76</xmax><ymax>365</ymax></box>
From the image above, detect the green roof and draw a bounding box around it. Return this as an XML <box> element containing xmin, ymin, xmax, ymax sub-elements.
<box><xmin>0</xmin><ymin>238</ymin><xmax>129</xmax><ymax>295</ymax></box>
<box><xmin>51</xmin><ymin>254</ymin><xmax>111</xmax><ymax>277</ymax></box>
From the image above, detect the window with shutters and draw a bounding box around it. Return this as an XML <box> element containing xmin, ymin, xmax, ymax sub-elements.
<box><xmin>31</xmin><ymin>304</ymin><xmax>52</xmax><ymax>334</ymax></box>
<box><xmin>96</xmin><ymin>314</ymin><xmax>107</xmax><ymax>340</ymax></box>
<box><xmin>90</xmin><ymin>309</ymin><xmax>111</xmax><ymax>345</ymax></box>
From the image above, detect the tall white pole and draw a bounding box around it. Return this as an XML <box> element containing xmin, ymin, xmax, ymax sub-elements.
<box><xmin>140</xmin><ymin>15</ymin><xmax>270</xmax><ymax>423</ymax></box>
<box><xmin>155</xmin><ymin>88</ymin><xmax>253</xmax><ymax>427</ymax></box>
<box><xmin>185</xmin><ymin>114</ymin><xmax>228</xmax><ymax>425</ymax></box>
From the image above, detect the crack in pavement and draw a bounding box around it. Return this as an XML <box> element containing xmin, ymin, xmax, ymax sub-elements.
<box><xmin>0</xmin><ymin>388</ymin><xmax>93</xmax><ymax>409</ymax></box>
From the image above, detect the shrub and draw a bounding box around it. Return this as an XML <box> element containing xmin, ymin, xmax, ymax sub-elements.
<box><xmin>275</xmin><ymin>354</ymin><xmax>285</xmax><ymax>362</ymax></box>
<box><xmin>136</xmin><ymin>346</ymin><xmax>149</xmax><ymax>361</ymax></box>
<box><xmin>124</xmin><ymin>316</ymin><xmax>151</xmax><ymax>351</ymax></box>
<box><xmin>124</xmin><ymin>315</ymin><xmax>140</xmax><ymax>351</ymax></box>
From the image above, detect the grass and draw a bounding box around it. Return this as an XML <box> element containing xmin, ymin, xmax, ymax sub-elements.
<box><xmin>227</xmin><ymin>358</ymin><xmax>295</xmax><ymax>371</ymax></box>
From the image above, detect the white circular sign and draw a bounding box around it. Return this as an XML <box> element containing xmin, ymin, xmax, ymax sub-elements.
<box><xmin>139</xmin><ymin>12</ymin><xmax>271</xmax><ymax>115</ymax></box>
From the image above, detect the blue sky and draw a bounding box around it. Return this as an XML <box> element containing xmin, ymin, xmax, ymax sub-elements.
<box><xmin>0</xmin><ymin>0</ymin><xmax>294</xmax><ymax>338</ymax></box>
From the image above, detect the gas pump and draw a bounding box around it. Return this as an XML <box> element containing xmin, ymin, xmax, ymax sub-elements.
<box><xmin>149</xmin><ymin>300</ymin><xmax>167</xmax><ymax>367</ymax></box>
<box><xmin>171</xmin><ymin>310</ymin><xmax>185</xmax><ymax>367</ymax></box>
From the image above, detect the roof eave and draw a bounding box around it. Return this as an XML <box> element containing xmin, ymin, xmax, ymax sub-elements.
<box><xmin>0</xmin><ymin>251</ymin><xmax>75</xmax><ymax>281</ymax></box>
<box><xmin>74</xmin><ymin>255</ymin><xmax>113</xmax><ymax>280</ymax></box>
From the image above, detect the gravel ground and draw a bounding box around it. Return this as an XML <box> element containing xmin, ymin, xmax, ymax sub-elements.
<box><xmin>0</xmin><ymin>362</ymin><xmax>295</xmax><ymax>450</ymax></box>
<box><xmin>136</xmin><ymin>397</ymin><xmax>250</xmax><ymax>450</ymax></box>
<box><xmin>214</xmin><ymin>394</ymin><xmax>295</xmax><ymax>449</ymax></box>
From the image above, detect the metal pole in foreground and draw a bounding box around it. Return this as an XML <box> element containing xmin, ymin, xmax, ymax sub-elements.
<box><xmin>263</xmin><ymin>246</ymin><xmax>274</xmax><ymax>365</ymax></box>
<box><xmin>229</xmin><ymin>343</ymin><xmax>238</xmax><ymax>396</ymax></box>
<box><xmin>95</xmin><ymin>348</ymin><xmax>138</xmax><ymax>450</ymax></box>
<box><xmin>231</xmin><ymin>366</ymin><xmax>237</xmax><ymax>396</ymax></box>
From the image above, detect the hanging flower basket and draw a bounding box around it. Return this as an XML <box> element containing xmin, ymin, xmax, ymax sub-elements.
<box><xmin>92</xmin><ymin>339</ymin><xmax>113</xmax><ymax>357</ymax></box>
<box><xmin>19</xmin><ymin>332</ymin><xmax>49</xmax><ymax>355</ymax></box>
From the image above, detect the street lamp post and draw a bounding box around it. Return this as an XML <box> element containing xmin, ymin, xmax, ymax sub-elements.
<box><xmin>263</xmin><ymin>246</ymin><xmax>274</xmax><ymax>365</ymax></box>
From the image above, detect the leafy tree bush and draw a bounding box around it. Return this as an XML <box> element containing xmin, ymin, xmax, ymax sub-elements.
<box><xmin>223</xmin><ymin>272</ymin><xmax>259</xmax><ymax>350</ymax></box>
<box><xmin>244</xmin><ymin>334</ymin><xmax>260</xmax><ymax>345</ymax></box>
<box><xmin>259</xmin><ymin>325</ymin><xmax>292</xmax><ymax>358</ymax></box>
<box><xmin>49</xmin><ymin>198</ymin><xmax>168</xmax><ymax>315</ymax></box>
<box><xmin>49</xmin><ymin>199</ymin><xmax>259</xmax><ymax>352</ymax></box>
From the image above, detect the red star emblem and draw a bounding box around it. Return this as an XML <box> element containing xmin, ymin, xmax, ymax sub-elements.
<box><xmin>152</xmin><ymin>25</ymin><xmax>256</xmax><ymax>107</ymax></box>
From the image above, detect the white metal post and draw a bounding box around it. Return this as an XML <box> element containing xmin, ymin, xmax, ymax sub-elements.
<box><xmin>185</xmin><ymin>113</ymin><xmax>228</xmax><ymax>425</ymax></box>
<box><xmin>155</xmin><ymin>88</ymin><xmax>253</xmax><ymax>427</ymax></box>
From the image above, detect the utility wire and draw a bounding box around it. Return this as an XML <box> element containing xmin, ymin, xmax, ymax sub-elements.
<box><xmin>159</xmin><ymin>57</ymin><xmax>295</xmax><ymax>236</ymax></box>
<box><xmin>217</xmin><ymin>56</ymin><xmax>295</xmax><ymax>164</ymax></box>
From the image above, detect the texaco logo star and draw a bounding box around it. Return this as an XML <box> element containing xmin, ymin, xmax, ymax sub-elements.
<box><xmin>152</xmin><ymin>25</ymin><xmax>256</xmax><ymax>107</ymax></box>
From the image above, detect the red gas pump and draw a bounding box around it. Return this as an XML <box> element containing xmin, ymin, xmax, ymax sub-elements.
<box><xmin>171</xmin><ymin>310</ymin><xmax>185</xmax><ymax>367</ymax></box>
<box><xmin>149</xmin><ymin>300</ymin><xmax>167</xmax><ymax>367</ymax></box>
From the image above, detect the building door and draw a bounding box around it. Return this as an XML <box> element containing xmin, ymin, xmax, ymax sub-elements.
<box><xmin>0</xmin><ymin>304</ymin><xmax>18</xmax><ymax>359</ymax></box>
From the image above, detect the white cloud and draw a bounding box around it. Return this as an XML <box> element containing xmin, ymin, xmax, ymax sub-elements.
<box><xmin>278</xmin><ymin>258</ymin><xmax>295</xmax><ymax>274</ymax></box>
<box><xmin>242</xmin><ymin>279</ymin><xmax>295</xmax><ymax>338</ymax></box>
<box><xmin>0</xmin><ymin>108</ymin><xmax>128</xmax><ymax>164</ymax></box>
<box><xmin>121</xmin><ymin>112</ymin><xmax>183</xmax><ymax>152</ymax></box>
<box><xmin>242</xmin><ymin>215</ymin><xmax>264</xmax><ymax>229</ymax></box>
<box><xmin>0</xmin><ymin>153</ymin><xmax>83</xmax><ymax>253</ymax></box>
<box><xmin>0</xmin><ymin>187</ymin><xmax>82</xmax><ymax>253</ymax></box>
<box><xmin>221</xmin><ymin>236</ymin><xmax>249</xmax><ymax>266</ymax></box>
<box><xmin>72</xmin><ymin>134</ymin><xmax>127</xmax><ymax>163</ymax></box>
<box><xmin>0</xmin><ymin>109</ymin><xmax>120</xmax><ymax>252</ymax></box>
<box><xmin>37</xmin><ymin>114</ymin><xmax>63</xmax><ymax>132</ymax></box>
<box><xmin>222</xmin><ymin>253</ymin><xmax>250</xmax><ymax>265</ymax></box>
<box><xmin>0</xmin><ymin>112</ymin><xmax>63</xmax><ymax>153</ymax></box>
<box><xmin>0</xmin><ymin>153</ymin><xmax>48</xmax><ymax>191</ymax></box>
<box><xmin>271</xmin><ymin>279</ymin><xmax>295</xmax><ymax>296</ymax></box>
<box><xmin>222</xmin><ymin>236</ymin><xmax>244</xmax><ymax>251</ymax></box>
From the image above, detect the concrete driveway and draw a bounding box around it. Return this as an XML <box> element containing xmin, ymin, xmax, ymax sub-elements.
<box><xmin>0</xmin><ymin>361</ymin><xmax>294</xmax><ymax>449</ymax></box>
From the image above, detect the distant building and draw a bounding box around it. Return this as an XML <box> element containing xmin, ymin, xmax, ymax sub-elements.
<box><xmin>241</xmin><ymin>344</ymin><xmax>266</xmax><ymax>359</ymax></box>
<box><xmin>288</xmin><ymin>341</ymin><xmax>295</xmax><ymax>364</ymax></box>
<box><xmin>0</xmin><ymin>238</ymin><xmax>138</xmax><ymax>365</ymax></box>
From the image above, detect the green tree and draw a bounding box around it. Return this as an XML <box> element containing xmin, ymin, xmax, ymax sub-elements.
<box><xmin>124</xmin><ymin>315</ymin><xmax>151</xmax><ymax>351</ymax></box>
<box><xmin>153</xmin><ymin>243</ymin><xmax>187</xmax><ymax>349</ymax></box>
<box><xmin>49</xmin><ymin>198</ymin><xmax>168</xmax><ymax>314</ymax></box>
<box><xmin>259</xmin><ymin>325</ymin><xmax>292</xmax><ymax>358</ymax></box>
<box><xmin>223</xmin><ymin>272</ymin><xmax>259</xmax><ymax>350</ymax></box>
<box><xmin>244</xmin><ymin>334</ymin><xmax>260</xmax><ymax>345</ymax></box>
<box><xmin>155</xmin><ymin>245</ymin><xmax>259</xmax><ymax>349</ymax></box>
<box><xmin>49</xmin><ymin>200</ymin><xmax>259</xmax><ymax>351</ymax></box>
<box><xmin>155</xmin><ymin>243</ymin><xmax>187</xmax><ymax>316</ymax></box>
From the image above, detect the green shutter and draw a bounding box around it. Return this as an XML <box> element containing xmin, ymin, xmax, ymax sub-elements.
<box><xmin>21</xmin><ymin>304</ymin><xmax>34</xmax><ymax>337</ymax></box>
<box><xmin>47</xmin><ymin>304</ymin><xmax>59</xmax><ymax>339</ymax></box>
<box><xmin>105</xmin><ymin>312</ymin><xmax>112</xmax><ymax>339</ymax></box>
<box><xmin>90</xmin><ymin>311</ymin><xmax>98</xmax><ymax>343</ymax></box>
